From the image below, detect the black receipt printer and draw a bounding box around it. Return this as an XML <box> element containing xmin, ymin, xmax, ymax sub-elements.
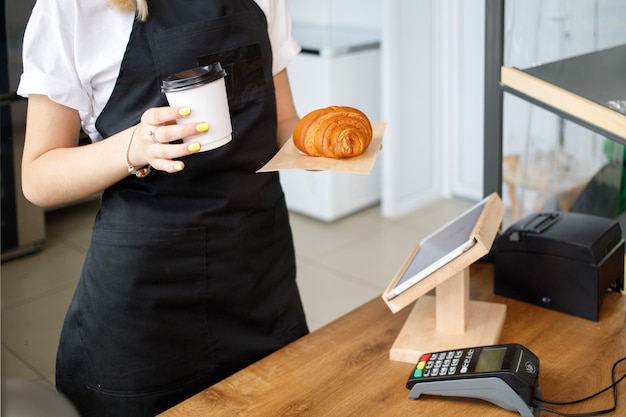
<box><xmin>494</xmin><ymin>211</ymin><xmax>624</xmax><ymax>321</ymax></box>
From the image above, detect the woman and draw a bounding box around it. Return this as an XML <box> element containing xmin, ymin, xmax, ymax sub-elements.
<box><xmin>18</xmin><ymin>0</ymin><xmax>309</xmax><ymax>415</ymax></box>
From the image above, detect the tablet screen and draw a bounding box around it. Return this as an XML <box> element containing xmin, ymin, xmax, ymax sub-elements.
<box><xmin>387</xmin><ymin>197</ymin><xmax>489</xmax><ymax>299</ymax></box>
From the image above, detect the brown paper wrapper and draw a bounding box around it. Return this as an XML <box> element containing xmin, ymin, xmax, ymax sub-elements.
<box><xmin>257</xmin><ymin>122</ymin><xmax>387</xmax><ymax>175</ymax></box>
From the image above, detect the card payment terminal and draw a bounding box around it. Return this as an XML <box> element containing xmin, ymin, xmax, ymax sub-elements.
<box><xmin>406</xmin><ymin>344</ymin><xmax>540</xmax><ymax>417</ymax></box>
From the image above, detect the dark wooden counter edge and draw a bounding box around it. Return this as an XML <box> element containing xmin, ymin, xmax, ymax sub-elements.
<box><xmin>159</xmin><ymin>263</ymin><xmax>626</xmax><ymax>416</ymax></box>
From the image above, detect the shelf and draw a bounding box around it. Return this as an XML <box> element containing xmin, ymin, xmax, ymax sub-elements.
<box><xmin>500</xmin><ymin>44</ymin><xmax>626</xmax><ymax>145</ymax></box>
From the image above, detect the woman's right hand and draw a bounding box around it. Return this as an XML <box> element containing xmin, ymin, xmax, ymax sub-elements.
<box><xmin>126</xmin><ymin>105</ymin><xmax>208</xmax><ymax>174</ymax></box>
<box><xmin>21</xmin><ymin>95</ymin><xmax>208</xmax><ymax>207</ymax></box>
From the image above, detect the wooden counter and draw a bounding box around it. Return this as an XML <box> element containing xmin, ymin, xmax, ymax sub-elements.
<box><xmin>160</xmin><ymin>263</ymin><xmax>625</xmax><ymax>417</ymax></box>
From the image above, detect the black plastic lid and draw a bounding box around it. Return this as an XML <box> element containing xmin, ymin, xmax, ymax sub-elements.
<box><xmin>161</xmin><ymin>62</ymin><xmax>226</xmax><ymax>93</ymax></box>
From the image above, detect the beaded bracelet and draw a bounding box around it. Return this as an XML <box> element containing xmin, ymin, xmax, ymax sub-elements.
<box><xmin>125</xmin><ymin>125</ymin><xmax>151</xmax><ymax>178</ymax></box>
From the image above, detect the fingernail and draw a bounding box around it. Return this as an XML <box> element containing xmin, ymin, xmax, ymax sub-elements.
<box><xmin>195</xmin><ymin>122</ymin><xmax>209</xmax><ymax>133</ymax></box>
<box><xmin>179</xmin><ymin>107</ymin><xmax>191</xmax><ymax>116</ymax></box>
<box><xmin>188</xmin><ymin>142</ymin><xmax>201</xmax><ymax>152</ymax></box>
<box><xmin>174</xmin><ymin>163</ymin><xmax>184</xmax><ymax>171</ymax></box>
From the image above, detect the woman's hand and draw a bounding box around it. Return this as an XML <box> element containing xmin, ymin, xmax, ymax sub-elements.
<box><xmin>126</xmin><ymin>105</ymin><xmax>207</xmax><ymax>173</ymax></box>
<box><xmin>21</xmin><ymin>95</ymin><xmax>208</xmax><ymax>207</ymax></box>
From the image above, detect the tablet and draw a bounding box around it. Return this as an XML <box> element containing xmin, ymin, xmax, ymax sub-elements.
<box><xmin>385</xmin><ymin>196</ymin><xmax>489</xmax><ymax>301</ymax></box>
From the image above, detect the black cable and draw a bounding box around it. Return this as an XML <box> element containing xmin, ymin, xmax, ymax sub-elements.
<box><xmin>533</xmin><ymin>357</ymin><xmax>626</xmax><ymax>417</ymax></box>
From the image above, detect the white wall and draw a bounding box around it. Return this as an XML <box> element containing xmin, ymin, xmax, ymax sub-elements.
<box><xmin>436</xmin><ymin>1</ymin><xmax>486</xmax><ymax>202</ymax></box>
<box><xmin>380</xmin><ymin>0</ymin><xmax>492</xmax><ymax>218</ymax></box>
<box><xmin>380</xmin><ymin>1</ymin><xmax>441</xmax><ymax>218</ymax></box>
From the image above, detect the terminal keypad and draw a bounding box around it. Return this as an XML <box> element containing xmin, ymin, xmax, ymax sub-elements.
<box><xmin>412</xmin><ymin>348</ymin><xmax>475</xmax><ymax>379</ymax></box>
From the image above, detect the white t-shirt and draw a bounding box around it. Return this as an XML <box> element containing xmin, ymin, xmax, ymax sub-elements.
<box><xmin>17</xmin><ymin>0</ymin><xmax>300</xmax><ymax>142</ymax></box>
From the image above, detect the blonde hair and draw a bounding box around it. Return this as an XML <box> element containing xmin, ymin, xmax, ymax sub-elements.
<box><xmin>109</xmin><ymin>0</ymin><xmax>149</xmax><ymax>22</ymax></box>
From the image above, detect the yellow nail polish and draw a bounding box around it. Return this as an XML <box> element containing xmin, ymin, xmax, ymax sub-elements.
<box><xmin>195</xmin><ymin>122</ymin><xmax>209</xmax><ymax>133</ymax></box>
<box><xmin>179</xmin><ymin>107</ymin><xmax>191</xmax><ymax>116</ymax></box>
<box><xmin>174</xmin><ymin>163</ymin><xmax>184</xmax><ymax>171</ymax></box>
<box><xmin>188</xmin><ymin>142</ymin><xmax>201</xmax><ymax>152</ymax></box>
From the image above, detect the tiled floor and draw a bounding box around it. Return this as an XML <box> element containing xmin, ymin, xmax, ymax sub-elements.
<box><xmin>1</xmin><ymin>196</ymin><xmax>475</xmax><ymax>388</ymax></box>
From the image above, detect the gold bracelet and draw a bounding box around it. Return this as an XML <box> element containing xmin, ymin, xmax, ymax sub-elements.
<box><xmin>125</xmin><ymin>124</ymin><xmax>151</xmax><ymax>178</ymax></box>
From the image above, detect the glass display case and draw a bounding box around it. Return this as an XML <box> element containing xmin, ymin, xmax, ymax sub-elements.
<box><xmin>484</xmin><ymin>0</ymin><xmax>626</xmax><ymax>228</ymax></box>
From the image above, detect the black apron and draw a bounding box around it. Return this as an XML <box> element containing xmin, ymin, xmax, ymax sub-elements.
<box><xmin>55</xmin><ymin>2</ymin><xmax>308</xmax><ymax>416</ymax></box>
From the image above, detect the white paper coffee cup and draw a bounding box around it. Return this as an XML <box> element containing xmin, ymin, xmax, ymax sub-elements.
<box><xmin>162</xmin><ymin>63</ymin><xmax>232</xmax><ymax>152</ymax></box>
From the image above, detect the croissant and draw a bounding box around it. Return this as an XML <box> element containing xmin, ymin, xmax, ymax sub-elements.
<box><xmin>293</xmin><ymin>106</ymin><xmax>373</xmax><ymax>158</ymax></box>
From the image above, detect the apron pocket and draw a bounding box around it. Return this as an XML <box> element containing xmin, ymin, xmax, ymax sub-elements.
<box><xmin>78</xmin><ymin>225</ymin><xmax>216</xmax><ymax>395</ymax></box>
<box><xmin>149</xmin><ymin>11</ymin><xmax>273</xmax><ymax>110</ymax></box>
<box><xmin>197</xmin><ymin>43</ymin><xmax>269</xmax><ymax>108</ymax></box>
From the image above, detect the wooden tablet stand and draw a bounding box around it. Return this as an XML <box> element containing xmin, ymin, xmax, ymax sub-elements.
<box><xmin>382</xmin><ymin>193</ymin><xmax>507</xmax><ymax>364</ymax></box>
